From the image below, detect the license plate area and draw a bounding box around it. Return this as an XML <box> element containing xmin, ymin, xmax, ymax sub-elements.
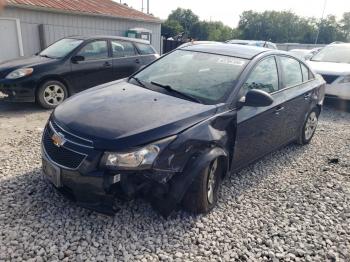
<box><xmin>42</xmin><ymin>159</ymin><xmax>62</xmax><ymax>188</ymax></box>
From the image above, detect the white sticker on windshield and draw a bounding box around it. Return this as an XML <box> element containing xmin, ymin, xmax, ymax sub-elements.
<box><xmin>217</xmin><ymin>57</ymin><xmax>245</xmax><ymax>66</ymax></box>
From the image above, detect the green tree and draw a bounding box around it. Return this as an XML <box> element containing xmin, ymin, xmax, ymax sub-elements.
<box><xmin>340</xmin><ymin>12</ymin><xmax>350</xmax><ymax>41</ymax></box>
<box><xmin>161</xmin><ymin>20</ymin><xmax>184</xmax><ymax>37</ymax></box>
<box><xmin>237</xmin><ymin>10</ymin><xmax>345</xmax><ymax>44</ymax></box>
<box><xmin>168</xmin><ymin>8</ymin><xmax>199</xmax><ymax>35</ymax></box>
<box><xmin>190</xmin><ymin>21</ymin><xmax>235</xmax><ymax>41</ymax></box>
<box><xmin>316</xmin><ymin>15</ymin><xmax>346</xmax><ymax>44</ymax></box>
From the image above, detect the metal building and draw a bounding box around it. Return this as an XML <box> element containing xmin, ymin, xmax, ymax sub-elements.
<box><xmin>0</xmin><ymin>0</ymin><xmax>161</xmax><ymax>62</ymax></box>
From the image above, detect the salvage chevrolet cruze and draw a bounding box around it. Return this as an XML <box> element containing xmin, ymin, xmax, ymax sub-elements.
<box><xmin>41</xmin><ymin>43</ymin><xmax>326</xmax><ymax>216</ymax></box>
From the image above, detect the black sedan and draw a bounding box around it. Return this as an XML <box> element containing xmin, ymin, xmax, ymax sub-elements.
<box><xmin>41</xmin><ymin>43</ymin><xmax>326</xmax><ymax>216</ymax></box>
<box><xmin>0</xmin><ymin>36</ymin><xmax>158</xmax><ymax>108</ymax></box>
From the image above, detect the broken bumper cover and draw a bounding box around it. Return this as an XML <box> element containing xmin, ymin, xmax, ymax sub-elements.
<box><xmin>41</xmin><ymin>153</ymin><xmax>177</xmax><ymax>216</ymax></box>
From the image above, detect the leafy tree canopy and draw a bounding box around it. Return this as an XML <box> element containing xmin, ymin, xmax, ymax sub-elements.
<box><xmin>161</xmin><ymin>8</ymin><xmax>348</xmax><ymax>44</ymax></box>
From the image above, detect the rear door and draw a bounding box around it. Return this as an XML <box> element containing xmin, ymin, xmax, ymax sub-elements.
<box><xmin>111</xmin><ymin>40</ymin><xmax>141</xmax><ymax>79</ymax></box>
<box><xmin>70</xmin><ymin>40</ymin><xmax>113</xmax><ymax>92</ymax></box>
<box><xmin>276</xmin><ymin>55</ymin><xmax>314</xmax><ymax>143</ymax></box>
<box><xmin>233</xmin><ymin>56</ymin><xmax>287</xmax><ymax>169</ymax></box>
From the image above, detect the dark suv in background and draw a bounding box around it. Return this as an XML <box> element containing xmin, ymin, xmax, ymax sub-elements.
<box><xmin>0</xmin><ymin>36</ymin><xmax>159</xmax><ymax>108</ymax></box>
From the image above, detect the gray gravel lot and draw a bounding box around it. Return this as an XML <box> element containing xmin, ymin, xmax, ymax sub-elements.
<box><xmin>0</xmin><ymin>100</ymin><xmax>349</xmax><ymax>261</ymax></box>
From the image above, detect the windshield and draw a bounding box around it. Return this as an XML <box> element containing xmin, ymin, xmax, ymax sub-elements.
<box><xmin>311</xmin><ymin>45</ymin><xmax>350</xmax><ymax>63</ymax></box>
<box><xmin>39</xmin><ymin>38</ymin><xmax>84</xmax><ymax>58</ymax></box>
<box><xmin>133</xmin><ymin>50</ymin><xmax>248</xmax><ymax>104</ymax></box>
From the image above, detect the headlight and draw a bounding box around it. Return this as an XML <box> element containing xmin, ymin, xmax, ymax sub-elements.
<box><xmin>6</xmin><ymin>68</ymin><xmax>34</xmax><ymax>79</ymax></box>
<box><xmin>339</xmin><ymin>75</ymin><xmax>350</xmax><ymax>84</ymax></box>
<box><xmin>102</xmin><ymin>136</ymin><xmax>176</xmax><ymax>170</ymax></box>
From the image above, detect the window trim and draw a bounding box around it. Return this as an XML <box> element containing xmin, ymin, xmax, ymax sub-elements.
<box><xmin>110</xmin><ymin>39</ymin><xmax>138</xmax><ymax>58</ymax></box>
<box><xmin>75</xmin><ymin>39</ymin><xmax>110</xmax><ymax>62</ymax></box>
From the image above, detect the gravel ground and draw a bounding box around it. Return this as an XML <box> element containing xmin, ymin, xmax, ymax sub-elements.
<box><xmin>0</xmin><ymin>101</ymin><xmax>349</xmax><ymax>262</ymax></box>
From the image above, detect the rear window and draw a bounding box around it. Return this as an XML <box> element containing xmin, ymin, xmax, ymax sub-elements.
<box><xmin>111</xmin><ymin>40</ymin><xmax>136</xmax><ymax>58</ymax></box>
<box><xmin>280</xmin><ymin>56</ymin><xmax>303</xmax><ymax>87</ymax></box>
<box><xmin>300</xmin><ymin>63</ymin><xmax>309</xmax><ymax>82</ymax></box>
<box><xmin>135</xmin><ymin>43</ymin><xmax>156</xmax><ymax>55</ymax></box>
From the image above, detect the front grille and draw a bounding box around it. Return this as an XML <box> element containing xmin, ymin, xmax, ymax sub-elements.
<box><xmin>43</xmin><ymin>128</ymin><xmax>86</xmax><ymax>169</ymax></box>
<box><xmin>321</xmin><ymin>74</ymin><xmax>339</xmax><ymax>84</ymax></box>
<box><xmin>50</xmin><ymin>121</ymin><xmax>93</xmax><ymax>147</ymax></box>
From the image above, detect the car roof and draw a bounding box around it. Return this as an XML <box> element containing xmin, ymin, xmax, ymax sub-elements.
<box><xmin>180</xmin><ymin>43</ymin><xmax>272</xmax><ymax>59</ymax></box>
<box><xmin>66</xmin><ymin>35</ymin><xmax>151</xmax><ymax>44</ymax></box>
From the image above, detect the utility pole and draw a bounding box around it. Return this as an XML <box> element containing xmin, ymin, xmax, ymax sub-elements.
<box><xmin>315</xmin><ymin>0</ymin><xmax>327</xmax><ymax>45</ymax></box>
<box><xmin>147</xmin><ymin>0</ymin><xmax>149</xmax><ymax>14</ymax></box>
<box><xmin>141</xmin><ymin>0</ymin><xmax>144</xmax><ymax>12</ymax></box>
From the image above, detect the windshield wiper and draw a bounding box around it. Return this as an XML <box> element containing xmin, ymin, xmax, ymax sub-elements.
<box><xmin>151</xmin><ymin>81</ymin><xmax>202</xmax><ymax>103</ymax></box>
<box><xmin>129</xmin><ymin>76</ymin><xmax>149</xmax><ymax>89</ymax></box>
<box><xmin>39</xmin><ymin>54</ymin><xmax>54</xmax><ymax>59</ymax></box>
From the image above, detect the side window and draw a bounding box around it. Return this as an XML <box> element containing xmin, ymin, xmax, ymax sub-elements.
<box><xmin>135</xmin><ymin>43</ymin><xmax>156</xmax><ymax>55</ymax></box>
<box><xmin>111</xmin><ymin>40</ymin><xmax>136</xmax><ymax>58</ymax></box>
<box><xmin>243</xmin><ymin>56</ymin><xmax>279</xmax><ymax>94</ymax></box>
<box><xmin>77</xmin><ymin>41</ymin><xmax>108</xmax><ymax>61</ymax></box>
<box><xmin>300</xmin><ymin>63</ymin><xmax>309</xmax><ymax>82</ymax></box>
<box><xmin>280</xmin><ymin>56</ymin><xmax>303</xmax><ymax>87</ymax></box>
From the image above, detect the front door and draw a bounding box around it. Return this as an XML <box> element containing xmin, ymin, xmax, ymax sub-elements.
<box><xmin>111</xmin><ymin>40</ymin><xmax>142</xmax><ymax>80</ymax></box>
<box><xmin>70</xmin><ymin>40</ymin><xmax>113</xmax><ymax>93</ymax></box>
<box><xmin>233</xmin><ymin>56</ymin><xmax>287</xmax><ymax>170</ymax></box>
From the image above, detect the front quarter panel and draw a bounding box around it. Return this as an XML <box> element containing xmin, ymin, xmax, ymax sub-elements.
<box><xmin>153</xmin><ymin>106</ymin><xmax>237</xmax><ymax>174</ymax></box>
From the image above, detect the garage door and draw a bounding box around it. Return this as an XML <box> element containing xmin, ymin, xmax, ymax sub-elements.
<box><xmin>0</xmin><ymin>19</ymin><xmax>22</xmax><ymax>62</ymax></box>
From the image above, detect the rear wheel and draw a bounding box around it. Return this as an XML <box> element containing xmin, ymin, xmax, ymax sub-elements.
<box><xmin>297</xmin><ymin>108</ymin><xmax>319</xmax><ymax>145</ymax></box>
<box><xmin>182</xmin><ymin>158</ymin><xmax>223</xmax><ymax>214</ymax></box>
<box><xmin>37</xmin><ymin>80</ymin><xmax>68</xmax><ymax>109</ymax></box>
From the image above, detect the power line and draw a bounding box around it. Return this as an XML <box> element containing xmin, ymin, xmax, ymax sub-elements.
<box><xmin>315</xmin><ymin>0</ymin><xmax>327</xmax><ymax>45</ymax></box>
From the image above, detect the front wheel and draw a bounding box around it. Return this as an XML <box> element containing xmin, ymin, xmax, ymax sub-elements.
<box><xmin>182</xmin><ymin>158</ymin><xmax>223</xmax><ymax>214</ymax></box>
<box><xmin>37</xmin><ymin>80</ymin><xmax>68</xmax><ymax>109</ymax></box>
<box><xmin>297</xmin><ymin>108</ymin><xmax>319</xmax><ymax>145</ymax></box>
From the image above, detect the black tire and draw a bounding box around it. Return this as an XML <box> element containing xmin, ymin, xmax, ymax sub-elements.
<box><xmin>297</xmin><ymin>108</ymin><xmax>319</xmax><ymax>145</ymax></box>
<box><xmin>182</xmin><ymin>158</ymin><xmax>223</xmax><ymax>214</ymax></box>
<box><xmin>36</xmin><ymin>80</ymin><xmax>68</xmax><ymax>109</ymax></box>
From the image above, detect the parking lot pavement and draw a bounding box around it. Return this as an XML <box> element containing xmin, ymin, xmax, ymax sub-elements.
<box><xmin>0</xmin><ymin>99</ymin><xmax>349</xmax><ymax>261</ymax></box>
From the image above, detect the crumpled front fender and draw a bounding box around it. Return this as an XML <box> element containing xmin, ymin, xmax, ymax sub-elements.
<box><xmin>151</xmin><ymin>147</ymin><xmax>229</xmax><ymax>217</ymax></box>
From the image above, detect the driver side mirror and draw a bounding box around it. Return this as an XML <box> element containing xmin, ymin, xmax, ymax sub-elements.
<box><xmin>238</xmin><ymin>89</ymin><xmax>274</xmax><ymax>108</ymax></box>
<box><xmin>71</xmin><ymin>55</ymin><xmax>85</xmax><ymax>64</ymax></box>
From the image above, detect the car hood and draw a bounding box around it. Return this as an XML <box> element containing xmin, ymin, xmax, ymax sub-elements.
<box><xmin>0</xmin><ymin>56</ymin><xmax>55</xmax><ymax>75</ymax></box>
<box><xmin>307</xmin><ymin>61</ymin><xmax>350</xmax><ymax>76</ymax></box>
<box><xmin>53</xmin><ymin>81</ymin><xmax>217</xmax><ymax>150</ymax></box>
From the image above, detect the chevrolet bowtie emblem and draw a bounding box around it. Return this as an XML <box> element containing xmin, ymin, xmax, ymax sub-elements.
<box><xmin>52</xmin><ymin>132</ymin><xmax>66</xmax><ymax>147</ymax></box>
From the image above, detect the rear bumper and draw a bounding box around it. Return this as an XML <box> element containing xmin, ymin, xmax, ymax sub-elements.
<box><xmin>0</xmin><ymin>78</ymin><xmax>37</xmax><ymax>102</ymax></box>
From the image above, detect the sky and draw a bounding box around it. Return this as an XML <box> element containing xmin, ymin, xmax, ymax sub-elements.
<box><xmin>118</xmin><ymin>0</ymin><xmax>350</xmax><ymax>27</ymax></box>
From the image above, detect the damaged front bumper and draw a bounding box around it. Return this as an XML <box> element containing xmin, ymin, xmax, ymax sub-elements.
<box><xmin>41</xmin><ymin>152</ymin><xmax>179</xmax><ymax>216</ymax></box>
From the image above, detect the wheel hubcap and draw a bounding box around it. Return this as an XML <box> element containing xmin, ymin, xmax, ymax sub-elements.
<box><xmin>207</xmin><ymin>159</ymin><xmax>218</xmax><ymax>204</ymax></box>
<box><xmin>304</xmin><ymin>112</ymin><xmax>318</xmax><ymax>140</ymax></box>
<box><xmin>43</xmin><ymin>84</ymin><xmax>65</xmax><ymax>106</ymax></box>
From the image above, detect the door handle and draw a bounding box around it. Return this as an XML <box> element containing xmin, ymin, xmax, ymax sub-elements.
<box><xmin>103</xmin><ymin>62</ymin><xmax>112</xmax><ymax>67</ymax></box>
<box><xmin>274</xmin><ymin>106</ymin><xmax>285</xmax><ymax>115</ymax></box>
<box><xmin>304</xmin><ymin>93</ymin><xmax>312</xmax><ymax>100</ymax></box>
<box><xmin>135</xmin><ymin>59</ymin><xmax>140</xmax><ymax>64</ymax></box>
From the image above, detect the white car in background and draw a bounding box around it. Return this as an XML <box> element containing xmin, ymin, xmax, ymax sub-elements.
<box><xmin>226</xmin><ymin>40</ymin><xmax>278</xmax><ymax>49</ymax></box>
<box><xmin>307</xmin><ymin>43</ymin><xmax>350</xmax><ymax>100</ymax></box>
<box><xmin>290</xmin><ymin>48</ymin><xmax>322</xmax><ymax>60</ymax></box>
